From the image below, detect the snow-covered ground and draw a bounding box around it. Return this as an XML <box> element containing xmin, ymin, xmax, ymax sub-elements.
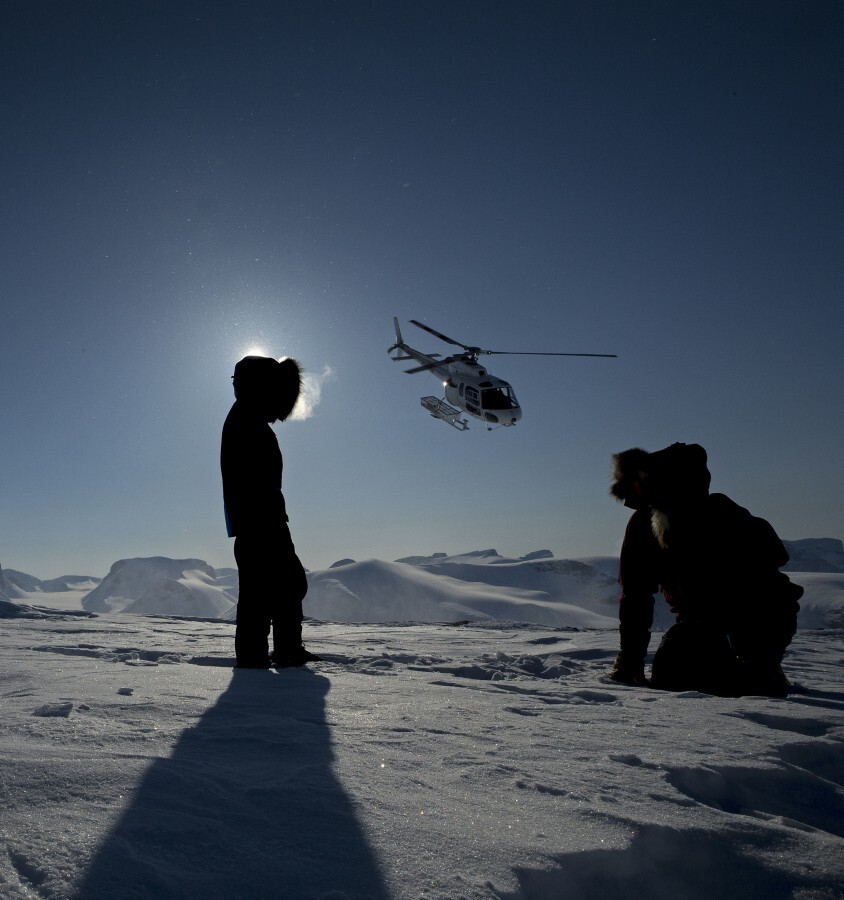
<box><xmin>1</xmin><ymin>547</ymin><xmax>842</xmax><ymax>898</ymax></box>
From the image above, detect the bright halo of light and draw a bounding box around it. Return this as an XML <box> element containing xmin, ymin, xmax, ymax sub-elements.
<box><xmin>242</xmin><ymin>345</ymin><xmax>270</xmax><ymax>358</ymax></box>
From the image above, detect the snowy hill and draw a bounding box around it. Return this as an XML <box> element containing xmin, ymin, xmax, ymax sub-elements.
<box><xmin>2</xmin><ymin>568</ymin><xmax>42</xmax><ymax>595</ymax></box>
<box><xmin>307</xmin><ymin>558</ymin><xmax>617</xmax><ymax>628</ymax></box>
<box><xmin>2</xmin><ymin>568</ymin><xmax>100</xmax><ymax>597</ymax></box>
<box><xmin>783</xmin><ymin>538</ymin><xmax>844</xmax><ymax>573</ymax></box>
<box><xmin>81</xmin><ymin>557</ymin><xmax>237</xmax><ymax>619</ymax></box>
<box><xmin>2</xmin><ymin>541</ymin><xmax>842</xmax><ymax>630</ymax></box>
<box><xmin>69</xmin><ymin>551</ymin><xmax>623</xmax><ymax>629</ymax></box>
<box><xmin>308</xmin><ymin>552</ymin><xmax>623</xmax><ymax>628</ymax></box>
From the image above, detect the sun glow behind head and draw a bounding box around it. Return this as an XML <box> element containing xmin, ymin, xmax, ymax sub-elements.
<box><xmin>241</xmin><ymin>344</ymin><xmax>270</xmax><ymax>359</ymax></box>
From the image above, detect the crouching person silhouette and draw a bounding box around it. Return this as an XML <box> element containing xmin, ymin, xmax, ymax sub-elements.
<box><xmin>608</xmin><ymin>443</ymin><xmax>802</xmax><ymax>697</ymax></box>
<box><xmin>221</xmin><ymin>355</ymin><xmax>320</xmax><ymax>669</ymax></box>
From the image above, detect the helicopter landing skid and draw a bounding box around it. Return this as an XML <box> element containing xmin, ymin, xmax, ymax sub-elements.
<box><xmin>420</xmin><ymin>396</ymin><xmax>469</xmax><ymax>431</ymax></box>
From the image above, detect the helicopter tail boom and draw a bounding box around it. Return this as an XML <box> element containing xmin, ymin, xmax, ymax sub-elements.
<box><xmin>391</xmin><ymin>316</ymin><xmax>404</xmax><ymax>348</ymax></box>
<box><xmin>388</xmin><ymin>317</ymin><xmax>448</xmax><ymax>374</ymax></box>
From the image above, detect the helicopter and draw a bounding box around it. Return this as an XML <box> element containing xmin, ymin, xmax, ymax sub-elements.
<box><xmin>388</xmin><ymin>318</ymin><xmax>617</xmax><ymax>430</ymax></box>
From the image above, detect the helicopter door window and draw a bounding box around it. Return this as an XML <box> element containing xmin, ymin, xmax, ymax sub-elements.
<box><xmin>465</xmin><ymin>386</ymin><xmax>479</xmax><ymax>403</ymax></box>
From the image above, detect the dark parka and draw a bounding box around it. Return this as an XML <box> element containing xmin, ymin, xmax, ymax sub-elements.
<box><xmin>220</xmin><ymin>356</ymin><xmax>301</xmax><ymax>536</ymax></box>
<box><xmin>221</xmin><ymin>400</ymin><xmax>287</xmax><ymax>536</ymax></box>
<box><xmin>618</xmin><ymin>494</ymin><xmax>802</xmax><ymax>665</ymax></box>
<box><xmin>613</xmin><ymin>444</ymin><xmax>802</xmax><ymax>670</ymax></box>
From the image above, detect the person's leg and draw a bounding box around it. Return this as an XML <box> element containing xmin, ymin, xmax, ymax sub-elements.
<box><xmin>233</xmin><ymin>535</ymin><xmax>272</xmax><ymax>667</ymax></box>
<box><xmin>271</xmin><ymin>551</ymin><xmax>306</xmax><ymax>650</ymax></box>
<box><xmin>731</xmin><ymin>617</ymin><xmax>797</xmax><ymax>697</ymax></box>
<box><xmin>651</xmin><ymin>621</ymin><xmax>738</xmax><ymax>696</ymax></box>
<box><xmin>268</xmin><ymin>528</ymin><xmax>318</xmax><ymax>665</ymax></box>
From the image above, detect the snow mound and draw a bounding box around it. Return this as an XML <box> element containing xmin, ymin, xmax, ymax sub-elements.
<box><xmin>305</xmin><ymin>557</ymin><xmax>617</xmax><ymax>628</ymax></box>
<box><xmin>82</xmin><ymin>558</ymin><xmax>236</xmax><ymax>618</ymax></box>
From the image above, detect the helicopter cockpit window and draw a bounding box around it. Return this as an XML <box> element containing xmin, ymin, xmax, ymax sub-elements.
<box><xmin>482</xmin><ymin>386</ymin><xmax>517</xmax><ymax>410</ymax></box>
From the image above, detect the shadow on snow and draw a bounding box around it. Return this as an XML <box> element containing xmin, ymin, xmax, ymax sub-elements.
<box><xmin>73</xmin><ymin>669</ymin><xmax>389</xmax><ymax>900</ymax></box>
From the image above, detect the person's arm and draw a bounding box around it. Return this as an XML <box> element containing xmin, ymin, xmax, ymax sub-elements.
<box><xmin>609</xmin><ymin>511</ymin><xmax>658</xmax><ymax>684</ymax></box>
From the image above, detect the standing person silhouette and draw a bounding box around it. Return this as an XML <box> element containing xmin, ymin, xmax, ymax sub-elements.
<box><xmin>221</xmin><ymin>355</ymin><xmax>320</xmax><ymax>668</ymax></box>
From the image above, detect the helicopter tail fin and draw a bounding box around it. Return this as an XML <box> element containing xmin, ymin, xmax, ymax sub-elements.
<box><xmin>389</xmin><ymin>317</ymin><xmax>412</xmax><ymax>359</ymax></box>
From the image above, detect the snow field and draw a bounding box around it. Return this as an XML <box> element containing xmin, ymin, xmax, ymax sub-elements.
<box><xmin>0</xmin><ymin>613</ymin><xmax>841</xmax><ymax>899</ymax></box>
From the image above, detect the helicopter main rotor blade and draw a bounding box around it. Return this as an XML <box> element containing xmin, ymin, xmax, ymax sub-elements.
<box><xmin>409</xmin><ymin>319</ymin><xmax>477</xmax><ymax>352</ymax></box>
<box><xmin>407</xmin><ymin>320</ymin><xmax>616</xmax><ymax>358</ymax></box>
<box><xmin>481</xmin><ymin>350</ymin><xmax>618</xmax><ymax>358</ymax></box>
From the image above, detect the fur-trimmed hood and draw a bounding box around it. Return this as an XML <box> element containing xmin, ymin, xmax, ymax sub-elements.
<box><xmin>610</xmin><ymin>443</ymin><xmax>711</xmax><ymax>512</ymax></box>
<box><xmin>275</xmin><ymin>357</ymin><xmax>302</xmax><ymax>422</ymax></box>
<box><xmin>232</xmin><ymin>355</ymin><xmax>302</xmax><ymax>422</ymax></box>
<box><xmin>643</xmin><ymin>443</ymin><xmax>711</xmax><ymax>510</ymax></box>
<box><xmin>610</xmin><ymin>447</ymin><xmax>650</xmax><ymax>508</ymax></box>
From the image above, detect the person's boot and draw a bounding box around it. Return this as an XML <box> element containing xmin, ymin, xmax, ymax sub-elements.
<box><xmin>272</xmin><ymin>645</ymin><xmax>322</xmax><ymax>668</ymax></box>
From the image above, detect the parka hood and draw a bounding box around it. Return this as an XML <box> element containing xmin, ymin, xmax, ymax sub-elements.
<box><xmin>610</xmin><ymin>447</ymin><xmax>650</xmax><ymax>507</ymax></box>
<box><xmin>610</xmin><ymin>443</ymin><xmax>711</xmax><ymax>511</ymax></box>
<box><xmin>232</xmin><ymin>355</ymin><xmax>302</xmax><ymax>422</ymax></box>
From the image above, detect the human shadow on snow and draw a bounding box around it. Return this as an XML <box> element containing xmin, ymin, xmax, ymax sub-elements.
<box><xmin>74</xmin><ymin>669</ymin><xmax>388</xmax><ymax>900</ymax></box>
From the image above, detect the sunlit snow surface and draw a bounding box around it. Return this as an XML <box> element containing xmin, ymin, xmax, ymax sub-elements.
<box><xmin>0</xmin><ymin>605</ymin><xmax>842</xmax><ymax>899</ymax></box>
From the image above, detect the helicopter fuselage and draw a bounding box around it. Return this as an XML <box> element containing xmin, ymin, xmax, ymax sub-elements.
<box><xmin>389</xmin><ymin>316</ymin><xmax>615</xmax><ymax>431</ymax></box>
<box><xmin>441</xmin><ymin>359</ymin><xmax>522</xmax><ymax>427</ymax></box>
<box><xmin>388</xmin><ymin>320</ymin><xmax>522</xmax><ymax>428</ymax></box>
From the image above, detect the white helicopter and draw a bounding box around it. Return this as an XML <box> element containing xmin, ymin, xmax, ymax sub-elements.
<box><xmin>388</xmin><ymin>318</ymin><xmax>617</xmax><ymax>430</ymax></box>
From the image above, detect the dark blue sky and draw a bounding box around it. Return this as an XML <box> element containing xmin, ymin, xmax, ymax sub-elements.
<box><xmin>2</xmin><ymin>1</ymin><xmax>842</xmax><ymax>576</ymax></box>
